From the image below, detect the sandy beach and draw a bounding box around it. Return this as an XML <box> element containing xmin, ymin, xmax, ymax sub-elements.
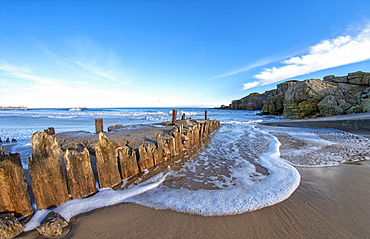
<box><xmin>18</xmin><ymin>161</ymin><xmax>370</xmax><ymax>239</ymax></box>
<box><xmin>16</xmin><ymin>118</ymin><xmax>370</xmax><ymax>239</ymax></box>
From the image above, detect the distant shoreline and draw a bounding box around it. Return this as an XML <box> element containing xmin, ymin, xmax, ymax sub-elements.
<box><xmin>0</xmin><ymin>106</ymin><xmax>27</xmax><ymax>109</ymax></box>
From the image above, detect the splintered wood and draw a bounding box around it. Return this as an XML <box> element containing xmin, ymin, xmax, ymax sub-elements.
<box><xmin>28</xmin><ymin>132</ymin><xmax>69</xmax><ymax>210</ymax></box>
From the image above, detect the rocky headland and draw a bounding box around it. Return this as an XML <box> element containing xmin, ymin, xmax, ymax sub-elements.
<box><xmin>221</xmin><ymin>71</ymin><xmax>370</xmax><ymax>119</ymax></box>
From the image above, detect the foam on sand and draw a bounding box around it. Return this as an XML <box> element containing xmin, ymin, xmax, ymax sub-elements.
<box><xmin>24</xmin><ymin>172</ymin><xmax>168</xmax><ymax>231</ymax></box>
<box><xmin>126</xmin><ymin>123</ymin><xmax>301</xmax><ymax>216</ymax></box>
<box><xmin>259</xmin><ymin>125</ymin><xmax>370</xmax><ymax>167</ymax></box>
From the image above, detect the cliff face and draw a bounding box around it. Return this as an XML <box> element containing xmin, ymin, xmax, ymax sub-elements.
<box><xmin>260</xmin><ymin>81</ymin><xmax>300</xmax><ymax>115</ymax></box>
<box><xmin>229</xmin><ymin>90</ymin><xmax>275</xmax><ymax>110</ymax></box>
<box><xmin>224</xmin><ymin>71</ymin><xmax>370</xmax><ymax>119</ymax></box>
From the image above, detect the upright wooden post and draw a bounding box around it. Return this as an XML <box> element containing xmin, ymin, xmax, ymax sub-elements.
<box><xmin>0</xmin><ymin>153</ymin><xmax>33</xmax><ymax>217</ymax></box>
<box><xmin>95</xmin><ymin>133</ymin><xmax>121</xmax><ymax>188</ymax></box>
<box><xmin>64</xmin><ymin>148</ymin><xmax>97</xmax><ymax>199</ymax></box>
<box><xmin>48</xmin><ymin>127</ymin><xmax>55</xmax><ymax>135</ymax></box>
<box><xmin>181</xmin><ymin>113</ymin><xmax>186</xmax><ymax>120</ymax></box>
<box><xmin>95</xmin><ymin>119</ymin><xmax>104</xmax><ymax>134</ymax></box>
<box><xmin>205</xmin><ymin>110</ymin><xmax>208</xmax><ymax>120</ymax></box>
<box><xmin>172</xmin><ymin>110</ymin><xmax>177</xmax><ymax>125</ymax></box>
<box><xmin>28</xmin><ymin>132</ymin><xmax>69</xmax><ymax>210</ymax></box>
<box><xmin>116</xmin><ymin>146</ymin><xmax>139</xmax><ymax>179</ymax></box>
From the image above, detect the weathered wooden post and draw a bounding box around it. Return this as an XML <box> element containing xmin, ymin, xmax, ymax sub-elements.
<box><xmin>173</xmin><ymin>130</ymin><xmax>184</xmax><ymax>154</ymax></box>
<box><xmin>116</xmin><ymin>146</ymin><xmax>139</xmax><ymax>179</ymax></box>
<box><xmin>64</xmin><ymin>148</ymin><xmax>97</xmax><ymax>199</ymax></box>
<box><xmin>48</xmin><ymin>127</ymin><xmax>55</xmax><ymax>135</ymax></box>
<box><xmin>95</xmin><ymin>119</ymin><xmax>104</xmax><ymax>134</ymax></box>
<box><xmin>95</xmin><ymin>133</ymin><xmax>121</xmax><ymax>188</ymax></box>
<box><xmin>181</xmin><ymin>113</ymin><xmax>186</xmax><ymax>120</ymax></box>
<box><xmin>137</xmin><ymin>144</ymin><xmax>155</xmax><ymax>172</ymax></box>
<box><xmin>44</xmin><ymin>127</ymin><xmax>55</xmax><ymax>135</ymax></box>
<box><xmin>28</xmin><ymin>132</ymin><xmax>69</xmax><ymax>210</ymax></box>
<box><xmin>0</xmin><ymin>153</ymin><xmax>33</xmax><ymax>217</ymax></box>
<box><xmin>205</xmin><ymin>110</ymin><xmax>208</xmax><ymax>120</ymax></box>
<box><xmin>172</xmin><ymin>110</ymin><xmax>177</xmax><ymax>125</ymax></box>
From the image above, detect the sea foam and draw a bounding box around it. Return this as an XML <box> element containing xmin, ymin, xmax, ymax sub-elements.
<box><xmin>126</xmin><ymin>123</ymin><xmax>301</xmax><ymax>216</ymax></box>
<box><xmin>261</xmin><ymin>126</ymin><xmax>370</xmax><ymax>167</ymax></box>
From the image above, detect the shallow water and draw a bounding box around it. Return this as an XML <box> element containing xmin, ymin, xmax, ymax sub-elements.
<box><xmin>1</xmin><ymin>108</ymin><xmax>369</xmax><ymax>229</ymax></box>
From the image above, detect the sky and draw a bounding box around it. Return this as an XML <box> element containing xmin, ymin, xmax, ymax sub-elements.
<box><xmin>1</xmin><ymin>0</ymin><xmax>370</xmax><ymax>108</ymax></box>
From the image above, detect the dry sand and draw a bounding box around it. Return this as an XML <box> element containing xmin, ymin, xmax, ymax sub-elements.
<box><xmin>17</xmin><ymin>123</ymin><xmax>370</xmax><ymax>239</ymax></box>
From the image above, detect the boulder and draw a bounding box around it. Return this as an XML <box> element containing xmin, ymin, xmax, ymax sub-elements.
<box><xmin>36</xmin><ymin>211</ymin><xmax>68</xmax><ymax>237</ymax></box>
<box><xmin>338</xmin><ymin>99</ymin><xmax>352</xmax><ymax>110</ymax></box>
<box><xmin>0</xmin><ymin>214</ymin><xmax>24</xmax><ymax>239</ymax></box>
<box><xmin>324</xmin><ymin>71</ymin><xmax>370</xmax><ymax>86</ymax></box>
<box><xmin>323</xmin><ymin>75</ymin><xmax>348</xmax><ymax>83</ymax></box>
<box><xmin>362</xmin><ymin>99</ymin><xmax>370</xmax><ymax>112</ymax></box>
<box><xmin>317</xmin><ymin>95</ymin><xmax>344</xmax><ymax>116</ymax></box>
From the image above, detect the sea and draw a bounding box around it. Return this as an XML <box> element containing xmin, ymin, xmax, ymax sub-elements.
<box><xmin>0</xmin><ymin>107</ymin><xmax>369</xmax><ymax>230</ymax></box>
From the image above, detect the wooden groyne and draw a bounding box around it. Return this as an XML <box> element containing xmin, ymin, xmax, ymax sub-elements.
<box><xmin>0</xmin><ymin>118</ymin><xmax>220</xmax><ymax>220</ymax></box>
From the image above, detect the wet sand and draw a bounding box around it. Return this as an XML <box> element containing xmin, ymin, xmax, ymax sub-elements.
<box><xmin>18</xmin><ymin>161</ymin><xmax>370</xmax><ymax>239</ymax></box>
<box><xmin>17</xmin><ymin>122</ymin><xmax>370</xmax><ymax>239</ymax></box>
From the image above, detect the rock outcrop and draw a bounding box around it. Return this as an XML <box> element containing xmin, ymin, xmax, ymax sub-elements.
<box><xmin>261</xmin><ymin>81</ymin><xmax>299</xmax><ymax>115</ymax></box>
<box><xmin>229</xmin><ymin>91</ymin><xmax>275</xmax><ymax>110</ymax></box>
<box><xmin>282</xmin><ymin>75</ymin><xmax>369</xmax><ymax>118</ymax></box>
<box><xmin>223</xmin><ymin>71</ymin><xmax>370</xmax><ymax>119</ymax></box>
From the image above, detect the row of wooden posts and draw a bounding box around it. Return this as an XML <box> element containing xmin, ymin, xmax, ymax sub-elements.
<box><xmin>0</xmin><ymin>112</ymin><xmax>219</xmax><ymax>218</ymax></box>
<box><xmin>95</xmin><ymin>110</ymin><xmax>210</xmax><ymax>134</ymax></box>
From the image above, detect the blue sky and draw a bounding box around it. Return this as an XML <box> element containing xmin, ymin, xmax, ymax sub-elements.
<box><xmin>1</xmin><ymin>0</ymin><xmax>370</xmax><ymax>108</ymax></box>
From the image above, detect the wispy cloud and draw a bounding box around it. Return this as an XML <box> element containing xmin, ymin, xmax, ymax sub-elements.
<box><xmin>0</xmin><ymin>61</ymin><xmax>73</xmax><ymax>89</ymax></box>
<box><xmin>243</xmin><ymin>23</ymin><xmax>370</xmax><ymax>89</ymax></box>
<box><xmin>211</xmin><ymin>55</ymin><xmax>290</xmax><ymax>80</ymax></box>
<box><xmin>34</xmin><ymin>36</ymin><xmax>130</xmax><ymax>85</ymax></box>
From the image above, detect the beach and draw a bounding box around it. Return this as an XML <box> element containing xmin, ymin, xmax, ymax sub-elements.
<box><xmin>15</xmin><ymin>114</ymin><xmax>370</xmax><ymax>239</ymax></box>
<box><xmin>17</xmin><ymin>161</ymin><xmax>370</xmax><ymax>239</ymax></box>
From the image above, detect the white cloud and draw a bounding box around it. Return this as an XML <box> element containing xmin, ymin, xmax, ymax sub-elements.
<box><xmin>242</xmin><ymin>81</ymin><xmax>260</xmax><ymax>90</ymax></box>
<box><xmin>250</xmin><ymin>23</ymin><xmax>370</xmax><ymax>87</ymax></box>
